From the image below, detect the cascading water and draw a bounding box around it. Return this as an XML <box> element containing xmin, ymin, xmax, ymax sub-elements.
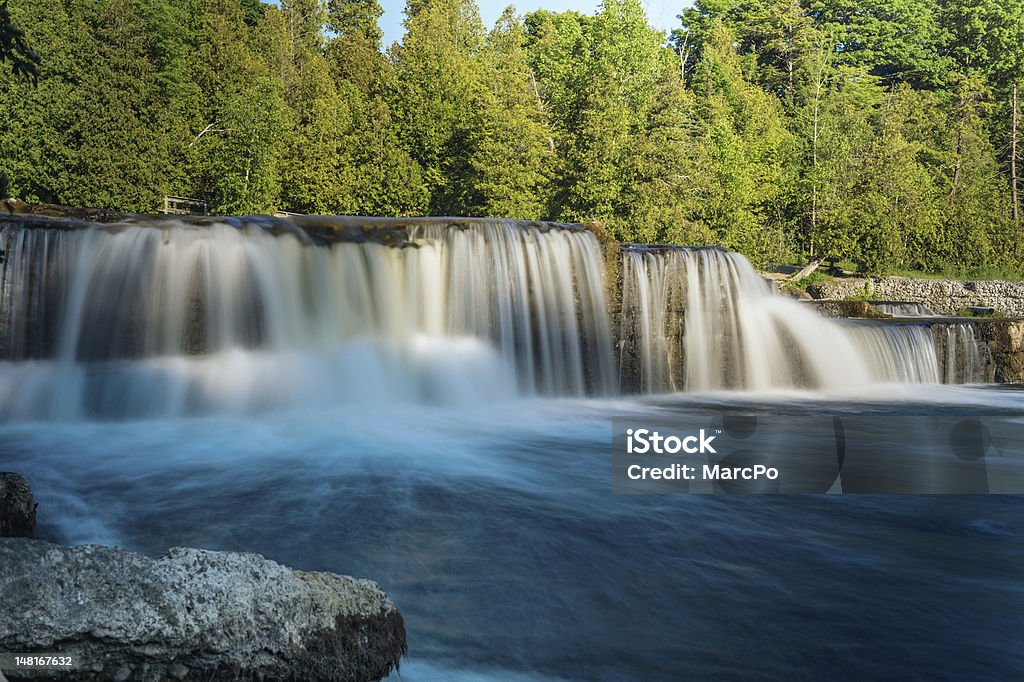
<box><xmin>618</xmin><ymin>245</ymin><xmax>988</xmax><ymax>391</ymax></box>
<box><xmin>873</xmin><ymin>302</ymin><xmax>938</xmax><ymax>317</ymax></box>
<box><xmin>932</xmin><ymin>321</ymin><xmax>990</xmax><ymax>384</ymax></box>
<box><xmin>0</xmin><ymin>216</ymin><xmax>1015</xmax><ymax>682</ymax></box>
<box><xmin>839</xmin><ymin>322</ymin><xmax>943</xmax><ymax>383</ymax></box>
<box><xmin>0</xmin><ymin>217</ymin><xmax>994</xmax><ymax>420</ymax></box>
<box><xmin>0</xmin><ymin>217</ymin><xmax>615</xmax><ymax>419</ymax></box>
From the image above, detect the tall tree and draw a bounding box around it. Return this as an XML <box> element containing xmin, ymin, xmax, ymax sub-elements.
<box><xmin>0</xmin><ymin>0</ymin><xmax>39</xmax><ymax>82</ymax></box>
<box><xmin>689</xmin><ymin>22</ymin><xmax>794</xmax><ymax>262</ymax></box>
<box><xmin>466</xmin><ymin>8</ymin><xmax>554</xmax><ymax>219</ymax></box>
<box><xmin>390</xmin><ymin>0</ymin><xmax>485</xmax><ymax>214</ymax></box>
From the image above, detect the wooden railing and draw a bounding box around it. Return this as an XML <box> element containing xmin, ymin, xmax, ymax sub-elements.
<box><xmin>159</xmin><ymin>196</ymin><xmax>209</xmax><ymax>216</ymax></box>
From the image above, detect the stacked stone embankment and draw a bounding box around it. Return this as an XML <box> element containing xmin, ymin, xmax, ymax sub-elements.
<box><xmin>807</xmin><ymin>276</ymin><xmax>1024</xmax><ymax>317</ymax></box>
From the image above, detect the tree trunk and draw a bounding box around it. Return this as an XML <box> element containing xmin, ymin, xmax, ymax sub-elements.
<box><xmin>678</xmin><ymin>30</ymin><xmax>690</xmax><ymax>91</ymax></box>
<box><xmin>810</xmin><ymin>65</ymin><xmax>823</xmax><ymax>257</ymax></box>
<box><xmin>1012</xmin><ymin>80</ymin><xmax>1019</xmax><ymax>225</ymax></box>
<box><xmin>949</xmin><ymin>128</ymin><xmax>963</xmax><ymax>208</ymax></box>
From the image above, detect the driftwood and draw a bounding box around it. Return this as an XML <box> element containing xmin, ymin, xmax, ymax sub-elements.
<box><xmin>788</xmin><ymin>259</ymin><xmax>821</xmax><ymax>283</ymax></box>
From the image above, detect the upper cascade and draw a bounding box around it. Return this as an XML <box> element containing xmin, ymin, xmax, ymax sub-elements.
<box><xmin>0</xmin><ymin>216</ymin><xmax>615</xmax><ymax>419</ymax></box>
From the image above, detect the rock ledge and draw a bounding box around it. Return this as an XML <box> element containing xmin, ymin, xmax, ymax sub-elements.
<box><xmin>0</xmin><ymin>539</ymin><xmax>406</xmax><ymax>681</ymax></box>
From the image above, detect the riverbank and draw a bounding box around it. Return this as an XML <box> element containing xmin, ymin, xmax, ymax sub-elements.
<box><xmin>803</xmin><ymin>274</ymin><xmax>1024</xmax><ymax>317</ymax></box>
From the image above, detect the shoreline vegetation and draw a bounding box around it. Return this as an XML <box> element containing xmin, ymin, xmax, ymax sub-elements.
<box><xmin>1</xmin><ymin>0</ymin><xmax>1022</xmax><ymax>278</ymax></box>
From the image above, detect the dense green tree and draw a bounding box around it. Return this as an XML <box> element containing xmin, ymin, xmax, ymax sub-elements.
<box><xmin>2</xmin><ymin>0</ymin><xmax>1023</xmax><ymax>275</ymax></box>
<box><xmin>808</xmin><ymin>0</ymin><xmax>952</xmax><ymax>87</ymax></box>
<box><xmin>689</xmin><ymin>22</ymin><xmax>794</xmax><ymax>262</ymax></box>
<box><xmin>466</xmin><ymin>8</ymin><xmax>554</xmax><ymax>219</ymax></box>
<box><xmin>0</xmin><ymin>0</ymin><xmax>38</xmax><ymax>82</ymax></box>
<box><xmin>0</xmin><ymin>0</ymin><xmax>79</xmax><ymax>203</ymax></box>
<box><xmin>327</xmin><ymin>0</ymin><xmax>382</xmax><ymax>43</ymax></box>
<box><xmin>389</xmin><ymin>0</ymin><xmax>485</xmax><ymax>214</ymax></box>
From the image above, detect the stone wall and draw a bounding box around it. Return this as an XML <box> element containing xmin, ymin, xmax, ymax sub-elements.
<box><xmin>807</xmin><ymin>276</ymin><xmax>1024</xmax><ymax>316</ymax></box>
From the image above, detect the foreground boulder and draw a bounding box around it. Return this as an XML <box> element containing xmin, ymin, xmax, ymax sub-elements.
<box><xmin>0</xmin><ymin>473</ymin><xmax>36</xmax><ymax>537</ymax></box>
<box><xmin>0</xmin><ymin>539</ymin><xmax>406</xmax><ymax>681</ymax></box>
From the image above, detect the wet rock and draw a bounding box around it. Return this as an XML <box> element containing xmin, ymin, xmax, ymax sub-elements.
<box><xmin>0</xmin><ymin>539</ymin><xmax>406</xmax><ymax>681</ymax></box>
<box><xmin>0</xmin><ymin>473</ymin><xmax>36</xmax><ymax>537</ymax></box>
<box><xmin>971</xmin><ymin>318</ymin><xmax>1024</xmax><ymax>383</ymax></box>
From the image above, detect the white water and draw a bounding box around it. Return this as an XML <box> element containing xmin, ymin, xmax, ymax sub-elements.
<box><xmin>619</xmin><ymin>246</ymin><xmax>986</xmax><ymax>391</ymax></box>
<box><xmin>933</xmin><ymin>321</ymin><xmax>990</xmax><ymax>384</ymax></box>
<box><xmin>0</xmin><ymin>219</ymin><xmax>614</xmax><ymax>419</ymax></box>
<box><xmin>0</xmin><ymin>218</ymin><xmax>1016</xmax><ymax>680</ymax></box>
<box><xmin>0</xmin><ymin>220</ymin><xmax>992</xmax><ymax>420</ymax></box>
<box><xmin>873</xmin><ymin>302</ymin><xmax>938</xmax><ymax>317</ymax></box>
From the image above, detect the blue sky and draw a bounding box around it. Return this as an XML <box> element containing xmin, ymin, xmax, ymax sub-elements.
<box><xmin>378</xmin><ymin>1</ymin><xmax>682</xmax><ymax>46</ymax></box>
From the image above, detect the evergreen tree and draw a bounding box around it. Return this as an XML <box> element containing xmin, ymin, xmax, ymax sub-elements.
<box><xmin>1</xmin><ymin>0</ymin><xmax>1023</xmax><ymax>276</ymax></box>
<box><xmin>390</xmin><ymin>0</ymin><xmax>485</xmax><ymax>214</ymax></box>
<box><xmin>466</xmin><ymin>8</ymin><xmax>554</xmax><ymax>219</ymax></box>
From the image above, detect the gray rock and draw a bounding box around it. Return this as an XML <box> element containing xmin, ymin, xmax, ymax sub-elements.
<box><xmin>0</xmin><ymin>473</ymin><xmax>36</xmax><ymax>537</ymax></box>
<box><xmin>0</xmin><ymin>539</ymin><xmax>406</xmax><ymax>681</ymax></box>
<box><xmin>969</xmin><ymin>318</ymin><xmax>1024</xmax><ymax>383</ymax></box>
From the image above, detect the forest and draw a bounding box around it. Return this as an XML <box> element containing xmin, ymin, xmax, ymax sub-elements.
<box><xmin>1</xmin><ymin>0</ymin><xmax>1023</xmax><ymax>275</ymax></box>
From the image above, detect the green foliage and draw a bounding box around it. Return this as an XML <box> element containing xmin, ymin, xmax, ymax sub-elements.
<box><xmin>782</xmin><ymin>268</ymin><xmax>833</xmax><ymax>295</ymax></box>
<box><xmin>388</xmin><ymin>0</ymin><xmax>486</xmax><ymax>214</ymax></box>
<box><xmin>0</xmin><ymin>0</ymin><xmax>39</xmax><ymax>83</ymax></box>
<box><xmin>465</xmin><ymin>8</ymin><xmax>554</xmax><ymax>219</ymax></box>
<box><xmin>0</xmin><ymin>0</ymin><xmax>1021</xmax><ymax>277</ymax></box>
<box><xmin>327</xmin><ymin>0</ymin><xmax>383</xmax><ymax>44</ymax></box>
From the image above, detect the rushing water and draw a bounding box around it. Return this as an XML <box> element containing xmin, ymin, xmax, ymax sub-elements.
<box><xmin>873</xmin><ymin>301</ymin><xmax>939</xmax><ymax>317</ymax></box>
<box><xmin>0</xmin><ymin>219</ymin><xmax>614</xmax><ymax>419</ymax></box>
<box><xmin>2</xmin><ymin>391</ymin><xmax>1022</xmax><ymax>680</ymax></box>
<box><xmin>618</xmin><ymin>246</ymin><xmax>987</xmax><ymax>391</ymax></box>
<box><xmin>0</xmin><ymin>217</ymin><xmax>1021</xmax><ymax>680</ymax></box>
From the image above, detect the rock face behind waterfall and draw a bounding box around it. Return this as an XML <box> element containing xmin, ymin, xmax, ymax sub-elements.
<box><xmin>0</xmin><ymin>472</ymin><xmax>36</xmax><ymax>537</ymax></box>
<box><xmin>0</xmin><ymin>539</ymin><xmax>406</xmax><ymax>681</ymax></box>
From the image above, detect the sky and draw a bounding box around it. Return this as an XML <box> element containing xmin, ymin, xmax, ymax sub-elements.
<box><xmin>378</xmin><ymin>0</ymin><xmax>683</xmax><ymax>47</ymax></box>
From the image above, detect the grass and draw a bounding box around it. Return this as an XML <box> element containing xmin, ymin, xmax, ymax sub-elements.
<box><xmin>782</xmin><ymin>269</ymin><xmax>834</xmax><ymax>295</ymax></box>
<box><xmin>953</xmin><ymin>307</ymin><xmax>1006</xmax><ymax>318</ymax></box>
<box><xmin>842</xmin><ymin>282</ymin><xmax>876</xmax><ymax>302</ymax></box>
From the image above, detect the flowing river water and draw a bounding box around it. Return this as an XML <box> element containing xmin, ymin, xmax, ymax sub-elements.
<box><xmin>0</xmin><ymin>217</ymin><xmax>1020</xmax><ymax>680</ymax></box>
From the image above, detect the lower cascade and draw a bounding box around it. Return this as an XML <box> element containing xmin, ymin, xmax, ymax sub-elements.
<box><xmin>618</xmin><ymin>245</ymin><xmax>988</xmax><ymax>392</ymax></box>
<box><xmin>0</xmin><ymin>217</ymin><xmax>991</xmax><ymax>419</ymax></box>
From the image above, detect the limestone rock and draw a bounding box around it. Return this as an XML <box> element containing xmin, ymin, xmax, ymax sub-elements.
<box><xmin>0</xmin><ymin>539</ymin><xmax>406</xmax><ymax>681</ymax></box>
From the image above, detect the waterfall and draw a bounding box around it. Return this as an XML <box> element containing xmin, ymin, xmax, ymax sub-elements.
<box><xmin>840</xmin><ymin>323</ymin><xmax>942</xmax><ymax>383</ymax></box>
<box><xmin>0</xmin><ymin>217</ymin><xmax>993</xmax><ymax>420</ymax></box>
<box><xmin>0</xmin><ymin>217</ymin><xmax>615</xmax><ymax>419</ymax></box>
<box><xmin>618</xmin><ymin>246</ymin><xmax>985</xmax><ymax>392</ymax></box>
<box><xmin>932</xmin><ymin>321</ymin><xmax>990</xmax><ymax>384</ymax></box>
<box><xmin>873</xmin><ymin>302</ymin><xmax>938</xmax><ymax>317</ymax></box>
